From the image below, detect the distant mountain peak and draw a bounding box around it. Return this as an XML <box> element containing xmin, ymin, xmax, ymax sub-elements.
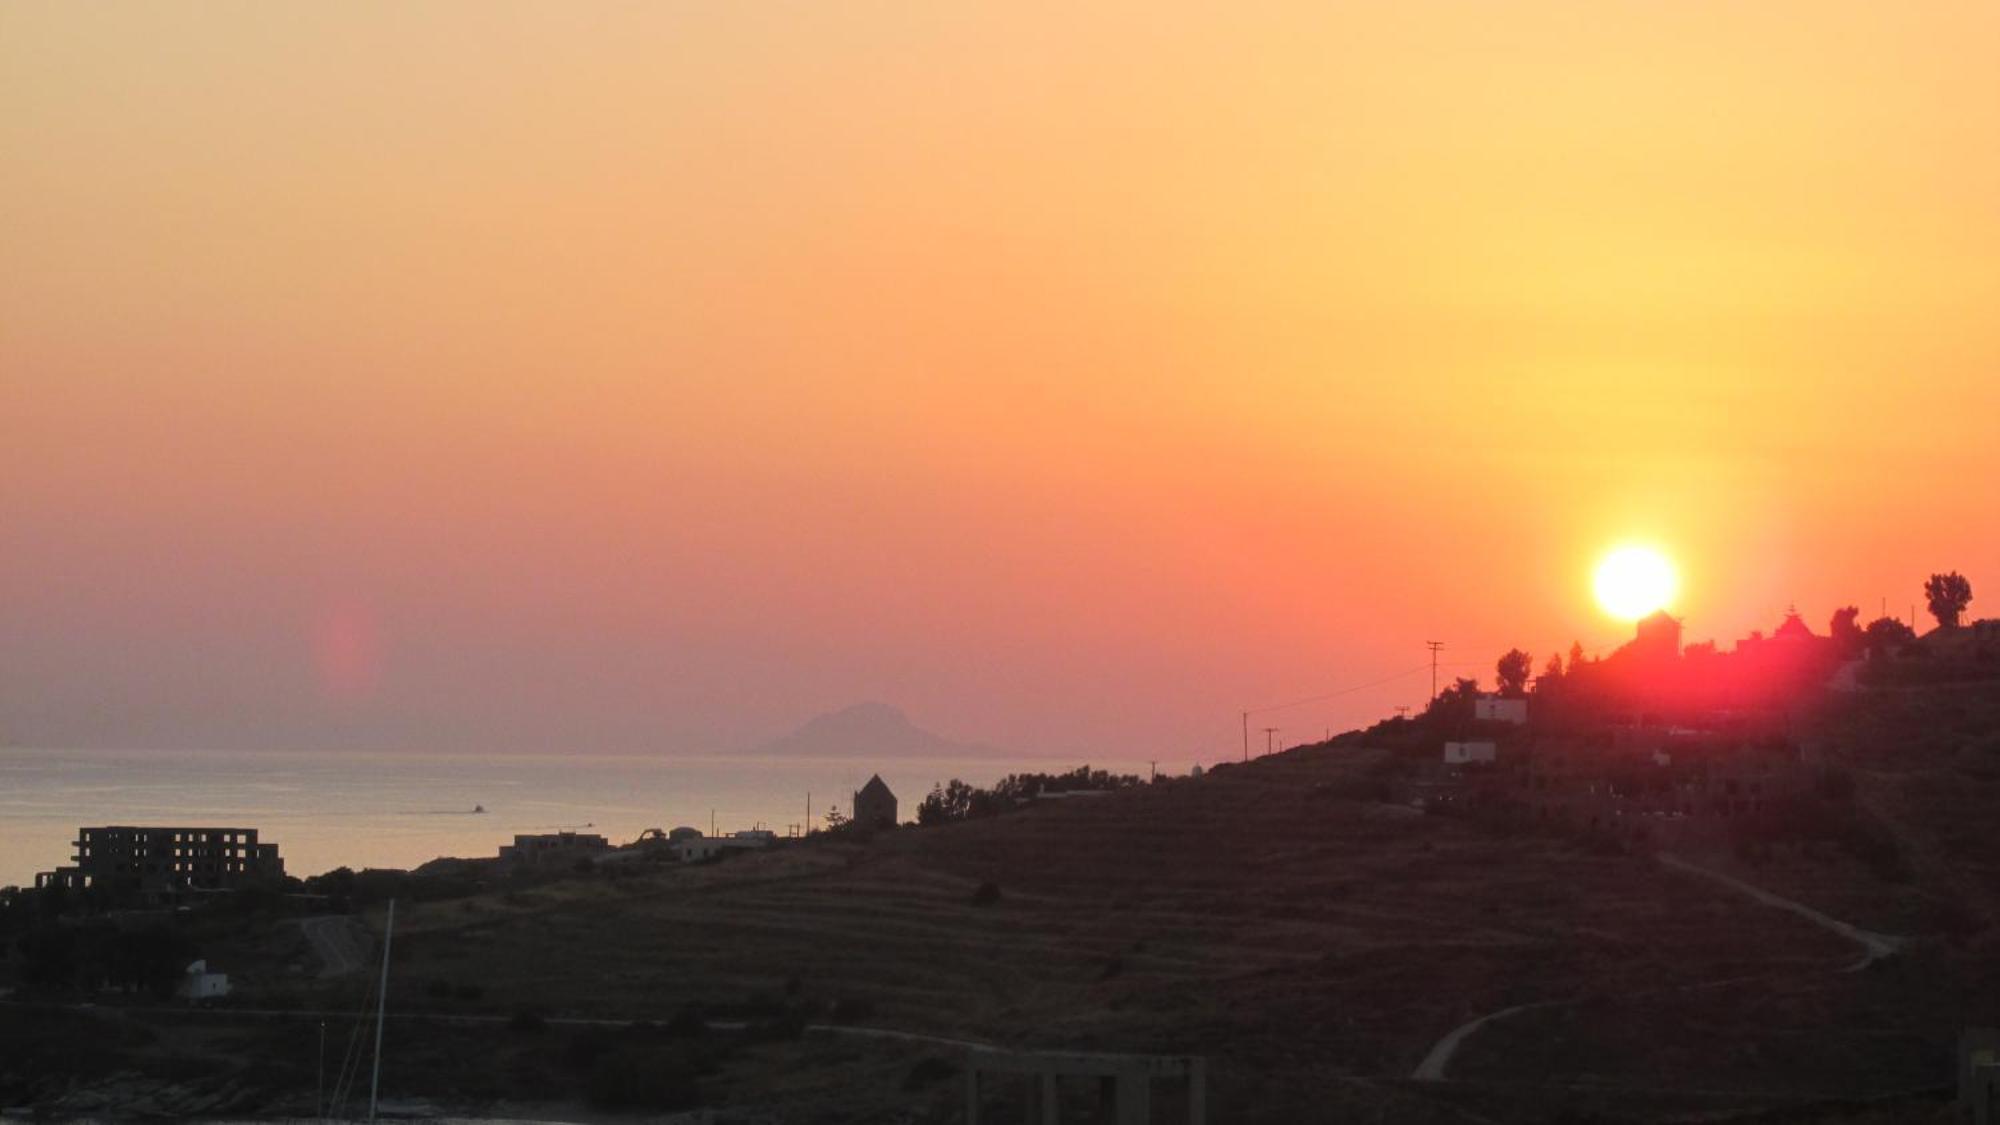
<box><xmin>748</xmin><ymin>702</ymin><xmax>999</xmax><ymax>758</ymax></box>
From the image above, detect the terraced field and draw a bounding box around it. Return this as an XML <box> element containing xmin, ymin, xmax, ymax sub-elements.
<box><xmin>367</xmin><ymin>742</ymin><xmax>1975</xmax><ymax>1122</ymax></box>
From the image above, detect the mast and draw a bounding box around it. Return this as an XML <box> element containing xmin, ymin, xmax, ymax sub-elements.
<box><xmin>368</xmin><ymin>898</ymin><xmax>395</xmax><ymax>1123</ymax></box>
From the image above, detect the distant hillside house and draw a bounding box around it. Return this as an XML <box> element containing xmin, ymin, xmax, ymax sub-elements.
<box><xmin>177</xmin><ymin>959</ymin><xmax>231</xmax><ymax>1003</ymax></box>
<box><xmin>36</xmin><ymin>826</ymin><xmax>283</xmax><ymax>903</ymax></box>
<box><xmin>1444</xmin><ymin>741</ymin><xmax>1498</xmax><ymax>765</ymax></box>
<box><xmin>1633</xmin><ymin>610</ymin><xmax>1683</xmax><ymax>659</ymax></box>
<box><xmin>675</xmin><ymin>830</ymin><xmax>773</xmax><ymax>864</ymax></box>
<box><xmin>498</xmin><ymin>831</ymin><xmax>609</xmax><ymax>865</ymax></box>
<box><xmin>1474</xmin><ymin>695</ymin><xmax>1528</xmax><ymax>724</ymax></box>
<box><xmin>853</xmin><ymin>774</ymin><xmax>898</xmax><ymax>829</ymax></box>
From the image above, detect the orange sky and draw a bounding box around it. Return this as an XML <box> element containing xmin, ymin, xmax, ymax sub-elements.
<box><xmin>3</xmin><ymin>2</ymin><xmax>1997</xmax><ymax>757</ymax></box>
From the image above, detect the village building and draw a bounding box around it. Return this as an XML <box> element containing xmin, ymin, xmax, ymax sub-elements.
<box><xmin>1443</xmin><ymin>740</ymin><xmax>1498</xmax><ymax>765</ymax></box>
<box><xmin>1473</xmin><ymin>695</ymin><xmax>1529</xmax><ymax>724</ymax></box>
<box><xmin>1634</xmin><ymin>609</ymin><xmax>1683</xmax><ymax>656</ymax></box>
<box><xmin>1495</xmin><ymin>730</ymin><xmax>1808</xmax><ymax>841</ymax></box>
<box><xmin>498</xmin><ymin>830</ymin><xmax>610</xmax><ymax>865</ymax></box>
<box><xmin>176</xmin><ymin>959</ymin><xmax>232</xmax><ymax>1003</ymax></box>
<box><xmin>674</xmin><ymin>829</ymin><xmax>774</xmax><ymax>864</ymax></box>
<box><xmin>853</xmin><ymin>774</ymin><xmax>898</xmax><ymax>829</ymax></box>
<box><xmin>35</xmin><ymin>826</ymin><xmax>284</xmax><ymax>902</ymax></box>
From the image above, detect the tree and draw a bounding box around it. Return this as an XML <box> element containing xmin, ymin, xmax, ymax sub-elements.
<box><xmin>1567</xmin><ymin>641</ymin><xmax>1587</xmax><ymax>671</ymax></box>
<box><xmin>1495</xmin><ymin>649</ymin><xmax>1533</xmax><ymax>697</ymax></box>
<box><xmin>1865</xmin><ymin>616</ymin><xmax>1916</xmax><ymax>650</ymax></box>
<box><xmin>1541</xmin><ymin>652</ymin><xmax>1565</xmax><ymax>683</ymax></box>
<box><xmin>1423</xmin><ymin>677</ymin><xmax>1480</xmax><ymax>723</ymax></box>
<box><xmin>1924</xmin><ymin>572</ymin><xmax>1973</xmax><ymax>629</ymax></box>
<box><xmin>1829</xmin><ymin>606</ymin><xmax>1863</xmax><ymax>654</ymax></box>
<box><xmin>821</xmin><ymin>807</ymin><xmax>848</xmax><ymax>832</ymax></box>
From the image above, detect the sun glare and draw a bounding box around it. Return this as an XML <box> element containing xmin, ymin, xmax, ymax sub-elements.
<box><xmin>1593</xmin><ymin>546</ymin><xmax>1678</xmax><ymax>621</ymax></box>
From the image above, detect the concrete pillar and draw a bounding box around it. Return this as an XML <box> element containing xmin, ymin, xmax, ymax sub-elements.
<box><xmin>1187</xmin><ymin>1058</ymin><xmax>1205</xmax><ymax>1125</ymax></box>
<box><xmin>1040</xmin><ymin>1072</ymin><xmax>1060</xmax><ymax>1124</ymax></box>
<box><xmin>1114</xmin><ymin>1070</ymin><xmax>1149</xmax><ymax>1125</ymax></box>
<box><xmin>965</xmin><ymin>1067</ymin><xmax>979</xmax><ymax>1125</ymax></box>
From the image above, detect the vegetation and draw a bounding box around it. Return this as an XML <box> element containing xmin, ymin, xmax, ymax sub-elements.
<box><xmin>1925</xmin><ymin>570</ymin><xmax>1974</xmax><ymax>628</ymax></box>
<box><xmin>916</xmin><ymin>765</ymin><xmax>1142</xmax><ymax>825</ymax></box>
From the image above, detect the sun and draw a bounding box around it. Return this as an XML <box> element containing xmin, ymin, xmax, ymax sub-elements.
<box><xmin>1593</xmin><ymin>545</ymin><xmax>1678</xmax><ymax>621</ymax></box>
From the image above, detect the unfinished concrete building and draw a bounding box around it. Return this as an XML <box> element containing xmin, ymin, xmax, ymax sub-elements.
<box><xmin>36</xmin><ymin>826</ymin><xmax>284</xmax><ymax>901</ymax></box>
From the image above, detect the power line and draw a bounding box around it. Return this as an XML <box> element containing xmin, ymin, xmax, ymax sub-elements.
<box><xmin>1245</xmin><ymin>663</ymin><xmax>1432</xmax><ymax>716</ymax></box>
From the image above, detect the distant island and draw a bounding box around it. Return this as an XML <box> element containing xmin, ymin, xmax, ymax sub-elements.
<box><xmin>743</xmin><ymin>701</ymin><xmax>1003</xmax><ymax>758</ymax></box>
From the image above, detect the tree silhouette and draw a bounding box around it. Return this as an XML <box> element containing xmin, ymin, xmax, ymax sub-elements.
<box><xmin>1865</xmin><ymin>616</ymin><xmax>1916</xmax><ymax>650</ymax></box>
<box><xmin>1829</xmin><ymin>606</ymin><xmax>1863</xmax><ymax>654</ymax></box>
<box><xmin>1542</xmin><ymin>652</ymin><xmax>1565</xmax><ymax>683</ymax></box>
<box><xmin>1495</xmin><ymin>649</ymin><xmax>1533</xmax><ymax>696</ymax></box>
<box><xmin>1924</xmin><ymin>572</ymin><xmax>1973</xmax><ymax>629</ymax></box>
<box><xmin>1567</xmin><ymin>641</ymin><xmax>1587</xmax><ymax>671</ymax></box>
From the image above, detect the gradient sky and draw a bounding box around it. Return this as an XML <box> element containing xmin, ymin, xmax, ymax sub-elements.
<box><xmin>4</xmin><ymin>2</ymin><xmax>1997</xmax><ymax>759</ymax></box>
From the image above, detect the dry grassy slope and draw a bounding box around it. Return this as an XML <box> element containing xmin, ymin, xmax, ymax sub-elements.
<box><xmin>378</xmin><ymin>743</ymin><xmax>1917</xmax><ymax>1117</ymax></box>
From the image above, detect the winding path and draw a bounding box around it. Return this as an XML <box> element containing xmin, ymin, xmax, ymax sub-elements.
<box><xmin>1411</xmin><ymin>852</ymin><xmax>1909</xmax><ymax>1082</ymax></box>
<box><xmin>1653</xmin><ymin>852</ymin><xmax>1904</xmax><ymax>968</ymax></box>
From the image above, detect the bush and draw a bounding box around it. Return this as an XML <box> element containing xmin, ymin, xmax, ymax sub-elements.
<box><xmin>587</xmin><ymin>1048</ymin><xmax>700</xmax><ymax>1111</ymax></box>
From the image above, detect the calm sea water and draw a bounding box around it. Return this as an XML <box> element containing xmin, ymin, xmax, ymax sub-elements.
<box><xmin>0</xmin><ymin>748</ymin><xmax>1147</xmax><ymax>888</ymax></box>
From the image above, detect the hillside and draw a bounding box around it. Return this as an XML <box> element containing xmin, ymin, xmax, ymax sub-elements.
<box><xmin>365</xmin><ymin>689</ymin><xmax>2000</xmax><ymax>1123</ymax></box>
<box><xmin>10</xmin><ymin>682</ymin><xmax>2000</xmax><ymax>1122</ymax></box>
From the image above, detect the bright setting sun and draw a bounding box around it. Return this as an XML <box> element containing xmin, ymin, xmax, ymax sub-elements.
<box><xmin>1593</xmin><ymin>545</ymin><xmax>1678</xmax><ymax>621</ymax></box>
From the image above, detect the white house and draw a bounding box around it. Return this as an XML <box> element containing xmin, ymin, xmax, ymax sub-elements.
<box><xmin>675</xmin><ymin>831</ymin><xmax>774</xmax><ymax>864</ymax></box>
<box><xmin>177</xmin><ymin>959</ymin><xmax>231</xmax><ymax>1002</ymax></box>
<box><xmin>1473</xmin><ymin>695</ymin><xmax>1529</xmax><ymax>724</ymax></box>
<box><xmin>1443</xmin><ymin>741</ymin><xmax>1498</xmax><ymax>765</ymax></box>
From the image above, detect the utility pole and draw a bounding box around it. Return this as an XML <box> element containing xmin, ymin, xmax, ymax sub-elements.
<box><xmin>1262</xmin><ymin>726</ymin><xmax>1279</xmax><ymax>756</ymax></box>
<box><xmin>367</xmin><ymin>899</ymin><xmax>395</xmax><ymax>1124</ymax></box>
<box><xmin>317</xmin><ymin>1020</ymin><xmax>326</xmax><ymax>1119</ymax></box>
<box><xmin>1426</xmin><ymin>641</ymin><xmax>1444</xmax><ymax>701</ymax></box>
<box><xmin>806</xmin><ymin>792</ymin><xmax>812</xmax><ymax>835</ymax></box>
<box><xmin>1394</xmin><ymin>706</ymin><xmax>1410</xmax><ymax>720</ymax></box>
<box><xmin>1241</xmin><ymin>711</ymin><xmax>1249</xmax><ymax>762</ymax></box>
<box><xmin>1147</xmin><ymin>760</ymin><xmax>1157</xmax><ymax>783</ymax></box>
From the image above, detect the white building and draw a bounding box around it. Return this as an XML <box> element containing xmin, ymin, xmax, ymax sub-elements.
<box><xmin>1443</xmin><ymin>741</ymin><xmax>1498</xmax><ymax>765</ymax></box>
<box><xmin>1473</xmin><ymin>695</ymin><xmax>1529</xmax><ymax>724</ymax></box>
<box><xmin>675</xmin><ymin>831</ymin><xmax>774</xmax><ymax>864</ymax></box>
<box><xmin>177</xmin><ymin>959</ymin><xmax>231</xmax><ymax>1002</ymax></box>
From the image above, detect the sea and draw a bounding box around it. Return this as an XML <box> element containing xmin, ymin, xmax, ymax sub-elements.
<box><xmin>0</xmin><ymin>747</ymin><xmax>1150</xmax><ymax>889</ymax></box>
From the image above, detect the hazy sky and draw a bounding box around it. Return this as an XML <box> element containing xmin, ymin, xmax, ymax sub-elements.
<box><xmin>4</xmin><ymin>2</ymin><xmax>1997</xmax><ymax>758</ymax></box>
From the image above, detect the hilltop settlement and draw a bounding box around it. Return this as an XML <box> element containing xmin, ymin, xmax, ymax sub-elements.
<box><xmin>4</xmin><ymin>573</ymin><xmax>2000</xmax><ymax>1123</ymax></box>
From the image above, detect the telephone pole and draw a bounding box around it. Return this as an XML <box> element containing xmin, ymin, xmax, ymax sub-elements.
<box><xmin>1262</xmin><ymin>726</ymin><xmax>1280</xmax><ymax>756</ymax></box>
<box><xmin>1426</xmin><ymin>640</ymin><xmax>1444</xmax><ymax>701</ymax></box>
<box><xmin>1241</xmin><ymin>711</ymin><xmax>1249</xmax><ymax>762</ymax></box>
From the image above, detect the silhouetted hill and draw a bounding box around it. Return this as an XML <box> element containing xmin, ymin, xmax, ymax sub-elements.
<box><xmin>744</xmin><ymin>701</ymin><xmax>1002</xmax><ymax>758</ymax></box>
